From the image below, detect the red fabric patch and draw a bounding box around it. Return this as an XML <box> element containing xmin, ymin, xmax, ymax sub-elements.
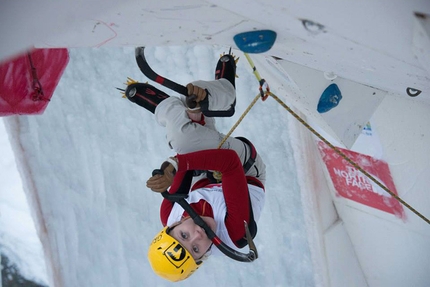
<box><xmin>182</xmin><ymin>199</ymin><xmax>214</xmax><ymax>219</ymax></box>
<box><xmin>0</xmin><ymin>48</ymin><xmax>69</xmax><ymax>116</ymax></box>
<box><xmin>155</xmin><ymin>75</ymin><xmax>164</xmax><ymax>85</ymax></box>
<box><xmin>318</xmin><ymin>141</ymin><xmax>405</xmax><ymax>219</ymax></box>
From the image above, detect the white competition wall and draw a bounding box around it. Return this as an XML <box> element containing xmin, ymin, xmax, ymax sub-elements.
<box><xmin>290</xmin><ymin>93</ymin><xmax>430</xmax><ymax>287</ymax></box>
<box><xmin>289</xmin><ymin>109</ymin><xmax>368</xmax><ymax>287</ymax></box>
<box><xmin>339</xmin><ymin>95</ymin><xmax>430</xmax><ymax>287</ymax></box>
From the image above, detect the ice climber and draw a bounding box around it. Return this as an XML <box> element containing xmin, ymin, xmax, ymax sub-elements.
<box><xmin>123</xmin><ymin>52</ymin><xmax>266</xmax><ymax>282</ymax></box>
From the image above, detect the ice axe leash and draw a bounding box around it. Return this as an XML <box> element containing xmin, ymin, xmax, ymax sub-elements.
<box><xmin>152</xmin><ymin>169</ymin><xmax>258</xmax><ymax>262</ymax></box>
<box><xmin>135</xmin><ymin>47</ymin><xmax>235</xmax><ymax>117</ymax></box>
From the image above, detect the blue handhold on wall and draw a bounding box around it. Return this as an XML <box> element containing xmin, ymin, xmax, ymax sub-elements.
<box><xmin>317</xmin><ymin>83</ymin><xmax>342</xmax><ymax>113</ymax></box>
<box><xmin>233</xmin><ymin>30</ymin><xmax>277</xmax><ymax>53</ymax></box>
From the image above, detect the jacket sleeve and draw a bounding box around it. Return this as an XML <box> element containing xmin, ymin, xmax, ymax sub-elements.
<box><xmin>160</xmin><ymin>169</ymin><xmax>194</xmax><ymax>226</ymax></box>
<box><xmin>175</xmin><ymin>149</ymin><xmax>250</xmax><ymax>245</ymax></box>
<box><xmin>191</xmin><ymin>79</ymin><xmax>236</xmax><ymax>113</ymax></box>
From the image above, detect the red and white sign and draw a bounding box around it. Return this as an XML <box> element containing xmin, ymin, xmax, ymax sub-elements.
<box><xmin>0</xmin><ymin>48</ymin><xmax>69</xmax><ymax>116</ymax></box>
<box><xmin>317</xmin><ymin>141</ymin><xmax>405</xmax><ymax>219</ymax></box>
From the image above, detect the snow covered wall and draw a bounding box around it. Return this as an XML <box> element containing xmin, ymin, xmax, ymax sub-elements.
<box><xmin>3</xmin><ymin>46</ymin><xmax>315</xmax><ymax>286</ymax></box>
<box><xmin>2</xmin><ymin>1</ymin><xmax>430</xmax><ymax>286</ymax></box>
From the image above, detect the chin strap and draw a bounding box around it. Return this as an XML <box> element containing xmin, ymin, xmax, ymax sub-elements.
<box><xmin>153</xmin><ymin>169</ymin><xmax>258</xmax><ymax>262</ymax></box>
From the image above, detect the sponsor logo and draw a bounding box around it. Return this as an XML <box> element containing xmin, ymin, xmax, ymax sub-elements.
<box><xmin>318</xmin><ymin>141</ymin><xmax>405</xmax><ymax>219</ymax></box>
<box><xmin>164</xmin><ymin>243</ymin><xmax>190</xmax><ymax>269</ymax></box>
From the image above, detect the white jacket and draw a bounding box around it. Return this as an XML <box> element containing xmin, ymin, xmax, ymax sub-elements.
<box><xmin>166</xmin><ymin>183</ymin><xmax>265</xmax><ymax>255</ymax></box>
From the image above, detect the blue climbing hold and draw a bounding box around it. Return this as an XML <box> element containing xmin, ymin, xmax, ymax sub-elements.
<box><xmin>233</xmin><ymin>30</ymin><xmax>277</xmax><ymax>53</ymax></box>
<box><xmin>317</xmin><ymin>83</ymin><xmax>342</xmax><ymax>113</ymax></box>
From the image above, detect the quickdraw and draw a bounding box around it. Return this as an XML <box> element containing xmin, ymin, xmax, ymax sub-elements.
<box><xmin>244</xmin><ymin>53</ymin><xmax>270</xmax><ymax>101</ymax></box>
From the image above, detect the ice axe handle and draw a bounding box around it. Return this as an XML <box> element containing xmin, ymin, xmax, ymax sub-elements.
<box><xmin>152</xmin><ymin>169</ymin><xmax>164</xmax><ymax>176</ymax></box>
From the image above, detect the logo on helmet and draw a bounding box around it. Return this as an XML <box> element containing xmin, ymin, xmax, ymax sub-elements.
<box><xmin>164</xmin><ymin>242</ymin><xmax>190</xmax><ymax>268</ymax></box>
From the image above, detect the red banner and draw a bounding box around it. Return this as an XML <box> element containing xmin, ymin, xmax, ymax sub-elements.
<box><xmin>317</xmin><ymin>141</ymin><xmax>405</xmax><ymax>219</ymax></box>
<box><xmin>0</xmin><ymin>48</ymin><xmax>69</xmax><ymax>116</ymax></box>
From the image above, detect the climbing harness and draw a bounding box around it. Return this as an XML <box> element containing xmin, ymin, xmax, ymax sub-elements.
<box><xmin>236</xmin><ymin>137</ymin><xmax>257</xmax><ymax>174</ymax></box>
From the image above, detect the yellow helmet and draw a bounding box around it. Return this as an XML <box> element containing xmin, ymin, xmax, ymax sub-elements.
<box><xmin>148</xmin><ymin>226</ymin><xmax>202</xmax><ymax>282</ymax></box>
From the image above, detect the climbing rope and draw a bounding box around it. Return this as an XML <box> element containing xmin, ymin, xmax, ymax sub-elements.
<box><xmin>221</xmin><ymin>52</ymin><xmax>430</xmax><ymax>225</ymax></box>
<box><xmin>268</xmin><ymin>91</ymin><xmax>430</xmax><ymax>225</ymax></box>
<box><xmin>211</xmin><ymin>94</ymin><xmax>260</xmax><ymax>182</ymax></box>
<box><xmin>217</xmin><ymin>52</ymin><xmax>271</xmax><ymax>148</ymax></box>
<box><xmin>217</xmin><ymin>93</ymin><xmax>261</xmax><ymax>149</ymax></box>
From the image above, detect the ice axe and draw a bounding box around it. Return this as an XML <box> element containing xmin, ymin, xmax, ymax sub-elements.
<box><xmin>152</xmin><ymin>169</ymin><xmax>258</xmax><ymax>262</ymax></box>
<box><xmin>135</xmin><ymin>47</ymin><xmax>235</xmax><ymax>117</ymax></box>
